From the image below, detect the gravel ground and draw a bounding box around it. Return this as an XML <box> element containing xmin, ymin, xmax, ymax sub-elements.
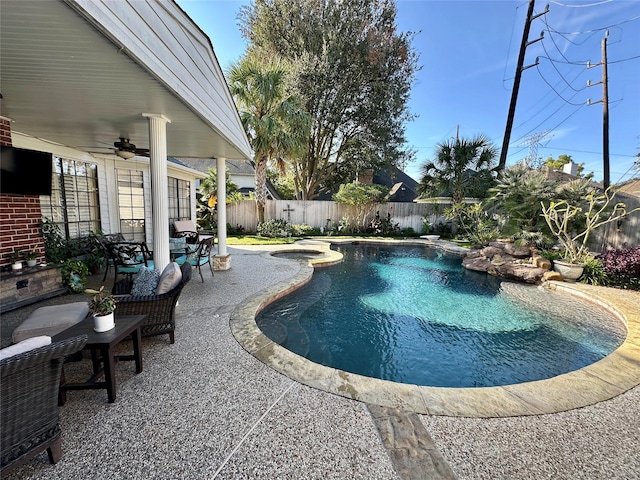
<box><xmin>2</xmin><ymin>243</ymin><xmax>639</xmax><ymax>479</ymax></box>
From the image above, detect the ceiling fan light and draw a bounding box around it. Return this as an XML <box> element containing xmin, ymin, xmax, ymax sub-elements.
<box><xmin>116</xmin><ymin>150</ymin><xmax>135</xmax><ymax>159</ymax></box>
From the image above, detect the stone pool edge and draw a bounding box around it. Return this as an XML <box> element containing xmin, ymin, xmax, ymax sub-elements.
<box><xmin>229</xmin><ymin>239</ymin><xmax>640</xmax><ymax>418</ymax></box>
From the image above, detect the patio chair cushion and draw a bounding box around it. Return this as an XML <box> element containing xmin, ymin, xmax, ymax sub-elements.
<box><xmin>0</xmin><ymin>336</ymin><xmax>51</xmax><ymax>361</ymax></box>
<box><xmin>155</xmin><ymin>262</ymin><xmax>182</xmax><ymax>295</ymax></box>
<box><xmin>131</xmin><ymin>266</ymin><xmax>160</xmax><ymax>296</ymax></box>
<box><xmin>12</xmin><ymin>302</ymin><xmax>90</xmax><ymax>344</ymax></box>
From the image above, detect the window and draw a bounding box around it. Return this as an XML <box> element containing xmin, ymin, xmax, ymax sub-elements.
<box><xmin>168</xmin><ymin>177</ymin><xmax>191</xmax><ymax>234</ymax></box>
<box><xmin>41</xmin><ymin>157</ymin><xmax>100</xmax><ymax>239</ymax></box>
<box><xmin>117</xmin><ymin>169</ymin><xmax>146</xmax><ymax>241</ymax></box>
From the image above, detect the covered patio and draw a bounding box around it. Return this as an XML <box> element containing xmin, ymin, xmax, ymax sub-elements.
<box><xmin>1</xmin><ymin>0</ymin><xmax>252</xmax><ymax>270</ymax></box>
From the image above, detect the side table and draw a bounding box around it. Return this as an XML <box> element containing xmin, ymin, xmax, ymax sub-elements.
<box><xmin>53</xmin><ymin>314</ymin><xmax>146</xmax><ymax>404</ymax></box>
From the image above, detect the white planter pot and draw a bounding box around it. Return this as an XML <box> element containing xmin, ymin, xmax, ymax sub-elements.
<box><xmin>553</xmin><ymin>260</ymin><xmax>585</xmax><ymax>283</ymax></box>
<box><xmin>26</xmin><ymin>259</ymin><xmax>37</xmax><ymax>267</ymax></box>
<box><xmin>11</xmin><ymin>262</ymin><xmax>22</xmax><ymax>271</ymax></box>
<box><xmin>93</xmin><ymin>312</ymin><xmax>115</xmax><ymax>332</ymax></box>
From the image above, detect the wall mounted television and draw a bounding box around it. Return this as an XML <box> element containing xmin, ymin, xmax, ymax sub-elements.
<box><xmin>0</xmin><ymin>146</ymin><xmax>53</xmax><ymax>196</ymax></box>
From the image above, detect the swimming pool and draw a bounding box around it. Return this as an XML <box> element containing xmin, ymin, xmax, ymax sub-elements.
<box><xmin>256</xmin><ymin>244</ymin><xmax>626</xmax><ymax>388</ymax></box>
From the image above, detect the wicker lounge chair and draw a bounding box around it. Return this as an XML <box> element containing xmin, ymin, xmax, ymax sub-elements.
<box><xmin>111</xmin><ymin>262</ymin><xmax>192</xmax><ymax>344</ymax></box>
<box><xmin>1</xmin><ymin>335</ymin><xmax>88</xmax><ymax>474</ymax></box>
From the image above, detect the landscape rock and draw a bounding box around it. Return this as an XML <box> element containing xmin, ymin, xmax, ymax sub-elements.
<box><xmin>462</xmin><ymin>241</ymin><xmax>553</xmax><ymax>284</ymax></box>
<box><xmin>495</xmin><ymin>264</ymin><xmax>548</xmax><ymax>284</ymax></box>
<box><xmin>503</xmin><ymin>242</ymin><xmax>533</xmax><ymax>258</ymax></box>
<box><xmin>532</xmin><ymin>256</ymin><xmax>552</xmax><ymax>270</ymax></box>
<box><xmin>462</xmin><ymin>256</ymin><xmax>492</xmax><ymax>272</ymax></box>
<box><xmin>543</xmin><ymin>271</ymin><xmax>564</xmax><ymax>282</ymax></box>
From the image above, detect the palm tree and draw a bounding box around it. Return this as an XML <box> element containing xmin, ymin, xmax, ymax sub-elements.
<box><xmin>418</xmin><ymin>135</ymin><xmax>497</xmax><ymax>203</ymax></box>
<box><xmin>228</xmin><ymin>59</ymin><xmax>310</xmax><ymax>223</ymax></box>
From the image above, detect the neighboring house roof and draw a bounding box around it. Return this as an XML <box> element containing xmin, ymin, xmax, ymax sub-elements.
<box><xmin>175</xmin><ymin>158</ymin><xmax>281</xmax><ymax>200</ymax></box>
<box><xmin>315</xmin><ymin>165</ymin><xmax>420</xmax><ymax>202</ymax></box>
<box><xmin>175</xmin><ymin>158</ymin><xmax>218</xmax><ymax>173</ymax></box>
<box><xmin>226</xmin><ymin>159</ymin><xmax>256</xmax><ymax>176</ymax></box>
<box><xmin>372</xmin><ymin>167</ymin><xmax>420</xmax><ymax>202</ymax></box>
<box><xmin>617</xmin><ymin>178</ymin><xmax>640</xmax><ymax>198</ymax></box>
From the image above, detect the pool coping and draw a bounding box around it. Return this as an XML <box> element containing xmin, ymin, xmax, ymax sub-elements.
<box><xmin>229</xmin><ymin>239</ymin><xmax>640</xmax><ymax>418</ymax></box>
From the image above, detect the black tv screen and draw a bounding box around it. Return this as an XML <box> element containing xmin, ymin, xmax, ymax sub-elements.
<box><xmin>1</xmin><ymin>146</ymin><xmax>53</xmax><ymax>196</ymax></box>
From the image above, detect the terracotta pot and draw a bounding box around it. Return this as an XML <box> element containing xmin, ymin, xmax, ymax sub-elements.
<box><xmin>93</xmin><ymin>312</ymin><xmax>115</xmax><ymax>332</ymax></box>
<box><xmin>553</xmin><ymin>260</ymin><xmax>585</xmax><ymax>283</ymax></box>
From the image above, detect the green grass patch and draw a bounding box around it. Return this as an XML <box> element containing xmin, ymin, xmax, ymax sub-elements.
<box><xmin>226</xmin><ymin>235</ymin><xmax>299</xmax><ymax>245</ymax></box>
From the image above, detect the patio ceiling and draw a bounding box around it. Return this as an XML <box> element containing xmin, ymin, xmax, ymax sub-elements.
<box><xmin>0</xmin><ymin>0</ymin><xmax>252</xmax><ymax>161</ymax></box>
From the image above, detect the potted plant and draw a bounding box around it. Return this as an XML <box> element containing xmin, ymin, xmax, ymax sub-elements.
<box><xmin>9</xmin><ymin>251</ymin><xmax>23</xmax><ymax>271</ymax></box>
<box><xmin>21</xmin><ymin>249</ymin><xmax>38</xmax><ymax>267</ymax></box>
<box><xmin>61</xmin><ymin>259</ymin><xmax>89</xmax><ymax>293</ymax></box>
<box><xmin>541</xmin><ymin>187</ymin><xmax>640</xmax><ymax>282</ymax></box>
<box><xmin>86</xmin><ymin>286</ymin><xmax>117</xmax><ymax>332</ymax></box>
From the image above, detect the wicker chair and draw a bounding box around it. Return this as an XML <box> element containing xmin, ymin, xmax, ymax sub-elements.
<box><xmin>1</xmin><ymin>335</ymin><xmax>88</xmax><ymax>474</ymax></box>
<box><xmin>111</xmin><ymin>262</ymin><xmax>192</xmax><ymax>344</ymax></box>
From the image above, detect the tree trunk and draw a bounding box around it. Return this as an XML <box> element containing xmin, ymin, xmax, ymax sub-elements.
<box><xmin>255</xmin><ymin>157</ymin><xmax>268</xmax><ymax>224</ymax></box>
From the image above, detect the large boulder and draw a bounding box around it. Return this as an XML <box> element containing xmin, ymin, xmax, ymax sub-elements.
<box><xmin>462</xmin><ymin>240</ymin><xmax>553</xmax><ymax>284</ymax></box>
<box><xmin>494</xmin><ymin>264</ymin><xmax>549</xmax><ymax>284</ymax></box>
<box><xmin>462</xmin><ymin>256</ymin><xmax>492</xmax><ymax>272</ymax></box>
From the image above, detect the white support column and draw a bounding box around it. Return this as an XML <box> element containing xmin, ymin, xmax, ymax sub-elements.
<box><xmin>215</xmin><ymin>156</ymin><xmax>231</xmax><ymax>270</ymax></box>
<box><xmin>143</xmin><ymin>113</ymin><xmax>171</xmax><ymax>272</ymax></box>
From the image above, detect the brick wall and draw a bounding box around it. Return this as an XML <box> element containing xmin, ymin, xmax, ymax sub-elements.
<box><xmin>0</xmin><ymin>118</ymin><xmax>46</xmax><ymax>266</ymax></box>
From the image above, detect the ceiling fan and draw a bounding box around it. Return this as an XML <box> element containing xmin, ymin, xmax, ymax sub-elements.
<box><xmin>113</xmin><ymin>138</ymin><xmax>149</xmax><ymax>159</ymax></box>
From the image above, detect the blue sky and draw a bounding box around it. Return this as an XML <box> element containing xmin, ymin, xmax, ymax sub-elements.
<box><xmin>177</xmin><ymin>0</ymin><xmax>640</xmax><ymax>183</ymax></box>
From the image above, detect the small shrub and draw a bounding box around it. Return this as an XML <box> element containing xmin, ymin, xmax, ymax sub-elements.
<box><xmin>579</xmin><ymin>257</ymin><xmax>608</xmax><ymax>286</ymax></box>
<box><xmin>368</xmin><ymin>211</ymin><xmax>400</xmax><ymax>236</ymax></box>
<box><xmin>445</xmin><ymin>203</ymin><xmax>499</xmax><ymax>246</ymax></box>
<box><xmin>597</xmin><ymin>246</ymin><xmax>640</xmax><ymax>290</ymax></box>
<box><xmin>432</xmin><ymin>222</ymin><xmax>453</xmax><ymax>238</ymax></box>
<box><xmin>257</xmin><ymin>219</ymin><xmax>291</xmax><ymax>238</ymax></box>
<box><xmin>539</xmin><ymin>249</ymin><xmax>563</xmax><ymax>263</ymax></box>
<box><xmin>401</xmin><ymin>227</ymin><xmax>417</xmax><ymax>237</ymax></box>
<box><xmin>227</xmin><ymin>223</ymin><xmax>245</xmax><ymax>235</ymax></box>
<box><xmin>510</xmin><ymin>230</ymin><xmax>553</xmax><ymax>249</ymax></box>
<box><xmin>337</xmin><ymin>216</ymin><xmax>355</xmax><ymax>234</ymax></box>
<box><xmin>290</xmin><ymin>224</ymin><xmax>313</xmax><ymax>237</ymax></box>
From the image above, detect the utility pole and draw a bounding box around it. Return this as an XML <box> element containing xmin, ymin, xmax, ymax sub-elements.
<box><xmin>587</xmin><ymin>31</ymin><xmax>610</xmax><ymax>189</ymax></box>
<box><xmin>498</xmin><ymin>0</ymin><xmax>548</xmax><ymax>172</ymax></box>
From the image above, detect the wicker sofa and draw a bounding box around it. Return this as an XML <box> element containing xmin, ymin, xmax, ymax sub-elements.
<box><xmin>112</xmin><ymin>262</ymin><xmax>192</xmax><ymax>344</ymax></box>
<box><xmin>1</xmin><ymin>335</ymin><xmax>88</xmax><ymax>474</ymax></box>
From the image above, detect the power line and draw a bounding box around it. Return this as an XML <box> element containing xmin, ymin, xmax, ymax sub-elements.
<box><xmin>535</xmin><ymin>64</ymin><xmax>587</xmax><ymax>105</ymax></box>
<box><xmin>514</xmin><ymin>58</ymin><xmax>586</xmax><ymax>130</ymax></box>
<box><xmin>538</xmin><ymin>146</ymin><xmax>637</xmax><ymax>158</ymax></box>
<box><xmin>549</xmin><ymin>0</ymin><xmax>613</xmax><ymax>8</ymax></box>
<box><xmin>538</xmin><ymin>42</ymin><xmax>587</xmax><ymax>92</ymax></box>
<box><xmin>513</xmin><ymin>102</ymin><xmax>586</xmax><ymax>147</ymax></box>
<box><xmin>544</xmin><ymin>14</ymin><xmax>640</xmax><ymax>36</ymax></box>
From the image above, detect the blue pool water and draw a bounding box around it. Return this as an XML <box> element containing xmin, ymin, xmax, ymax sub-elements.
<box><xmin>257</xmin><ymin>244</ymin><xmax>626</xmax><ymax>388</ymax></box>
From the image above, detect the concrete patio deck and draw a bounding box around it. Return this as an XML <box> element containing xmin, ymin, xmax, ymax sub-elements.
<box><xmin>1</xmin><ymin>243</ymin><xmax>639</xmax><ymax>479</ymax></box>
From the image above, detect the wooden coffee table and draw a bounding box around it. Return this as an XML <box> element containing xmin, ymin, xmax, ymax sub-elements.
<box><xmin>53</xmin><ymin>314</ymin><xmax>146</xmax><ymax>404</ymax></box>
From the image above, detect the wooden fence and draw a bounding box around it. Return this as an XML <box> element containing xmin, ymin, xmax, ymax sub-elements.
<box><xmin>226</xmin><ymin>196</ymin><xmax>640</xmax><ymax>252</ymax></box>
<box><xmin>589</xmin><ymin>192</ymin><xmax>640</xmax><ymax>252</ymax></box>
<box><xmin>226</xmin><ymin>200</ymin><xmax>448</xmax><ymax>233</ymax></box>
